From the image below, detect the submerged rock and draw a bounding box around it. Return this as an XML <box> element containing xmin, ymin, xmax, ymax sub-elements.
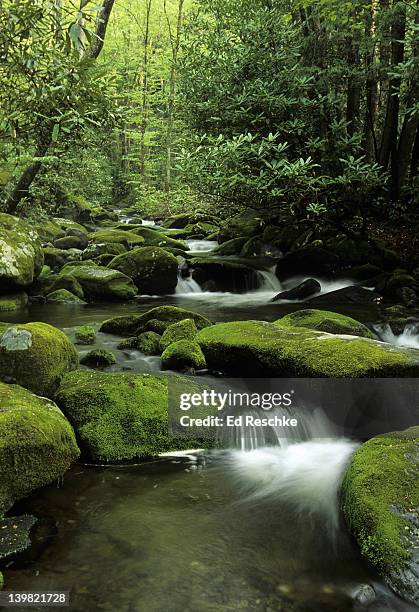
<box><xmin>196</xmin><ymin>321</ymin><xmax>419</xmax><ymax>377</ymax></box>
<box><xmin>0</xmin><ymin>322</ymin><xmax>79</xmax><ymax>396</ymax></box>
<box><xmin>0</xmin><ymin>213</ymin><xmax>43</xmax><ymax>291</ymax></box>
<box><xmin>341</xmin><ymin>427</ymin><xmax>419</xmax><ymax>605</ymax></box>
<box><xmin>0</xmin><ymin>515</ymin><xmax>37</xmax><ymax>562</ymax></box>
<box><xmin>62</xmin><ymin>262</ymin><xmax>137</xmax><ymax>301</ymax></box>
<box><xmin>55</xmin><ymin>371</ymin><xmax>209</xmax><ymax>462</ymax></box>
<box><xmin>161</xmin><ymin>340</ymin><xmax>206</xmax><ymax>372</ymax></box>
<box><xmin>0</xmin><ymin>292</ymin><xmax>28</xmax><ymax>312</ymax></box>
<box><xmin>100</xmin><ymin>306</ymin><xmax>212</xmax><ymax>336</ymax></box>
<box><xmin>276</xmin><ymin>309</ymin><xmax>375</xmax><ymax>339</ymax></box>
<box><xmin>109</xmin><ymin>247</ymin><xmax>178</xmax><ymax>295</ymax></box>
<box><xmin>272</xmin><ymin>279</ymin><xmax>321</xmax><ymax>302</ymax></box>
<box><xmin>0</xmin><ymin>381</ymin><xmax>79</xmax><ymax>514</ymax></box>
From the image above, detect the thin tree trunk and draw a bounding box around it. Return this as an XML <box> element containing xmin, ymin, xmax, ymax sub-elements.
<box><xmin>139</xmin><ymin>0</ymin><xmax>153</xmax><ymax>178</ymax></box>
<box><xmin>4</xmin><ymin>0</ymin><xmax>115</xmax><ymax>214</ymax></box>
<box><xmin>346</xmin><ymin>24</ymin><xmax>361</xmax><ymax>136</ymax></box>
<box><xmin>378</xmin><ymin>1</ymin><xmax>406</xmax><ymax>172</ymax></box>
<box><xmin>363</xmin><ymin>2</ymin><xmax>379</xmax><ymax>160</ymax></box>
<box><xmin>164</xmin><ymin>0</ymin><xmax>185</xmax><ymax>193</ymax></box>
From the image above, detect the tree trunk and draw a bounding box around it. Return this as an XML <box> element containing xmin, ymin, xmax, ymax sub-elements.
<box><xmin>164</xmin><ymin>0</ymin><xmax>185</xmax><ymax>193</ymax></box>
<box><xmin>4</xmin><ymin>0</ymin><xmax>116</xmax><ymax>214</ymax></box>
<box><xmin>139</xmin><ymin>0</ymin><xmax>153</xmax><ymax>178</ymax></box>
<box><xmin>378</xmin><ymin>1</ymin><xmax>406</xmax><ymax>172</ymax></box>
<box><xmin>363</xmin><ymin>2</ymin><xmax>379</xmax><ymax>161</ymax></box>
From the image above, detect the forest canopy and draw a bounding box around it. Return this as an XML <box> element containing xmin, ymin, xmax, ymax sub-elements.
<box><xmin>0</xmin><ymin>0</ymin><xmax>418</xmax><ymax>226</ymax></box>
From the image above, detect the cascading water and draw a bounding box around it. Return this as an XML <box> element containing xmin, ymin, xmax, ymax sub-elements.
<box><xmin>255</xmin><ymin>267</ymin><xmax>282</xmax><ymax>292</ymax></box>
<box><xmin>375</xmin><ymin>322</ymin><xmax>419</xmax><ymax>349</ymax></box>
<box><xmin>175</xmin><ymin>272</ymin><xmax>203</xmax><ymax>294</ymax></box>
<box><xmin>187</xmin><ymin>239</ymin><xmax>218</xmax><ymax>253</ymax></box>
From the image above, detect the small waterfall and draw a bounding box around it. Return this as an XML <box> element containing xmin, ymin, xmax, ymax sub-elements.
<box><xmin>374</xmin><ymin>322</ymin><xmax>419</xmax><ymax>349</ymax></box>
<box><xmin>217</xmin><ymin>403</ymin><xmax>357</xmax><ymax>530</ymax></box>
<box><xmin>255</xmin><ymin>267</ymin><xmax>282</xmax><ymax>292</ymax></box>
<box><xmin>176</xmin><ymin>273</ymin><xmax>202</xmax><ymax>294</ymax></box>
<box><xmin>142</xmin><ymin>219</ymin><xmax>156</xmax><ymax>226</ymax></box>
<box><xmin>187</xmin><ymin>240</ymin><xmax>218</xmax><ymax>253</ymax></box>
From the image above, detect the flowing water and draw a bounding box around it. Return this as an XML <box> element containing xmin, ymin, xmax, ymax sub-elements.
<box><xmin>2</xmin><ymin>214</ymin><xmax>416</xmax><ymax>611</ymax></box>
<box><xmin>375</xmin><ymin>322</ymin><xmax>419</xmax><ymax>349</ymax></box>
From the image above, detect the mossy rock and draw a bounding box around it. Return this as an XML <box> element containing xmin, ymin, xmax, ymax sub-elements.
<box><xmin>341</xmin><ymin>427</ymin><xmax>419</xmax><ymax>605</ymax></box>
<box><xmin>0</xmin><ymin>381</ymin><xmax>79</xmax><ymax>514</ymax></box>
<box><xmin>80</xmin><ymin>349</ymin><xmax>116</xmax><ymax>369</ymax></box>
<box><xmin>211</xmin><ymin>237</ymin><xmax>248</xmax><ymax>256</ymax></box>
<box><xmin>161</xmin><ymin>340</ymin><xmax>206</xmax><ymax>372</ymax></box>
<box><xmin>275</xmin><ymin>309</ymin><xmax>375</xmax><ymax>339</ymax></box>
<box><xmin>75</xmin><ymin>326</ymin><xmax>96</xmax><ymax>345</ymax></box>
<box><xmin>0</xmin><ymin>514</ymin><xmax>37</xmax><ymax>563</ymax></box>
<box><xmin>137</xmin><ymin>332</ymin><xmax>161</xmax><ymax>355</ymax></box>
<box><xmin>0</xmin><ymin>293</ymin><xmax>28</xmax><ymax>312</ymax></box>
<box><xmin>46</xmin><ymin>289</ymin><xmax>86</xmax><ymax>305</ymax></box>
<box><xmin>100</xmin><ymin>306</ymin><xmax>212</xmax><ymax>337</ymax></box>
<box><xmin>191</xmin><ymin>257</ymin><xmax>259</xmax><ymax>293</ymax></box>
<box><xmin>127</xmin><ymin>227</ymin><xmax>189</xmax><ymax>252</ymax></box>
<box><xmin>0</xmin><ymin>322</ymin><xmax>79</xmax><ymax>396</ymax></box>
<box><xmin>54</xmin><ymin>235</ymin><xmax>87</xmax><ymax>251</ymax></box>
<box><xmin>31</xmin><ymin>272</ymin><xmax>85</xmax><ymax>299</ymax></box>
<box><xmin>196</xmin><ymin>320</ymin><xmax>419</xmax><ymax>377</ymax></box>
<box><xmin>82</xmin><ymin>242</ymin><xmax>127</xmax><ymax>260</ymax></box>
<box><xmin>55</xmin><ymin>371</ymin><xmax>209</xmax><ymax>462</ymax></box>
<box><xmin>160</xmin><ymin>319</ymin><xmax>198</xmax><ymax>352</ymax></box>
<box><xmin>43</xmin><ymin>247</ymin><xmax>74</xmax><ymax>270</ymax></box>
<box><xmin>109</xmin><ymin>247</ymin><xmax>178</xmax><ymax>295</ymax></box>
<box><xmin>90</xmin><ymin>230</ymin><xmax>144</xmax><ymax>249</ymax></box>
<box><xmin>0</xmin><ymin>213</ymin><xmax>44</xmax><ymax>291</ymax></box>
<box><xmin>62</xmin><ymin>263</ymin><xmax>137</xmax><ymax>301</ymax></box>
<box><xmin>52</xmin><ymin>218</ymin><xmax>88</xmax><ymax>235</ymax></box>
<box><xmin>218</xmin><ymin>209</ymin><xmax>264</xmax><ymax>243</ymax></box>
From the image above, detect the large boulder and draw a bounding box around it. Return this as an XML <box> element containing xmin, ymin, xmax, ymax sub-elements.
<box><xmin>272</xmin><ymin>279</ymin><xmax>321</xmax><ymax>302</ymax></box>
<box><xmin>341</xmin><ymin>427</ymin><xmax>419</xmax><ymax>605</ymax></box>
<box><xmin>161</xmin><ymin>340</ymin><xmax>206</xmax><ymax>372</ymax></box>
<box><xmin>82</xmin><ymin>242</ymin><xmax>127</xmax><ymax>260</ymax></box>
<box><xmin>53</xmin><ymin>234</ymin><xmax>87</xmax><ymax>251</ymax></box>
<box><xmin>100</xmin><ymin>306</ymin><xmax>212</xmax><ymax>336</ymax></box>
<box><xmin>191</xmin><ymin>257</ymin><xmax>259</xmax><ymax>293</ymax></box>
<box><xmin>211</xmin><ymin>238</ymin><xmax>248</xmax><ymax>256</ymax></box>
<box><xmin>90</xmin><ymin>230</ymin><xmax>145</xmax><ymax>249</ymax></box>
<box><xmin>0</xmin><ymin>381</ymin><xmax>79</xmax><ymax>514</ymax></box>
<box><xmin>55</xmin><ymin>371</ymin><xmax>208</xmax><ymax>462</ymax></box>
<box><xmin>307</xmin><ymin>285</ymin><xmax>381</xmax><ymax>306</ymax></box>
<box><xmin>0</xmin><ymin>293</ymin><xmax>28</xmax><ymax>312</ymax></box>
<box><xmin>108</xmin><ymin>247</ymin><xmax>178</xmax><ymax>295</ymax></box>
<box><xmin>275</xmin><ymin>247</ymin><xmax>339</xmax><ymax>280</ymax></box>
<box><xmin>46</xmin><ymin>289</ymin><xmax>86</xmax><ymax>305</ymax></box>
<box><xmin>0</xmin><ymin>322</ymin><xmax>79</xmax><ymax>396</ymax></box>
<box><xmin>29</xmin><ymin>270</ymin><xmax>85</xmax><ymax>299</ymax></box>
<box><xmin>126</xmin><ymin>227</ymin><xmax>189</xmax><ymax>252</ymax></box>
<box><xmin>159</xmin><ymin>319</ymin><xmax>198</xmax><ymax>352</ymax></box>
<box><xmin>61</xmin><ymin>262</ymin><xmax>137</xmax><ymax>301</ymax></box>
<box><xmin>0</xmin><ymin>213</ymin><xmax>43</xmax><ymax>292</ymax></box>
<box><xmin>276</xmin><ymin>309</ymin><xmax>375</xmax><ymax>339</ymax></box>
<box><xmin>218</xmin><ymin>209</ymin><xmax>264</xmax><ymax>243</ymax></box>
<box><xmin>196</xmin><ymin>321</ymin><xmax>419</xmax><ymax>377</ymax></box>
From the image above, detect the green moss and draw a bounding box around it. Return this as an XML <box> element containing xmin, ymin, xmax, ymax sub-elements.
<box><xmin>162</xmin><ymin>340</ymin><xmax>206</xmax><ymax>371</ymax></box>
<box><xmin>62</xmin><ymin>263</ymin><xmax>137</xmax><ymax>301</ymax></box>
<box><xmin>160</xmin><ymin>319</ymin><xmax>198</xmax><ymax>352</ymax></box>
<box><xmin>100</xmin><ymin>306</ymin><xmax>212</xmax><ymax>336</ymax></box>
<box><xmin>53</xmin><ymin>235</ymin><xmax>85</xmax><ymax>250</ymax></box>
<box><xmin>91</xmin><ymin>230</ymin><xmax>145</xmax><ymax>249</ymax></box>
<box><xmin>75</xmin><ymin>326</ymin><xmax>96</xmax><ymax>345</ymax></box>
<box><xmin>0</xmin><ymin>571</ymin><xmax>3</xmax><ymax>590</ymax></box>
<box><xmin>43</xmin><ymin>247</ymin><xmax>70</xmax><ymax>270</ymax></box>
<box><xmin>0</xmin><ymin>381</ymin><xmax>79</xmax><ymax>514</ymax></box>
<box><xmin>55</xmin><ymin>371</ymin><xmax>209</xmax><ymax>462</ymax></box>
<box><xmin>46</xmin><ymin>289</ymin><xmax>86</xmax><ymax>305</ymax></box>
<box><xmin>196</xmin><ymin>321</ymin><xmax>419</xmax><ymax>377</ymax></box>
<box><xmin>211</xmin><ymin>237</ymin><xmax>247</xmax><ymax>256</ymax></box>
<box><xmin>276</xmin><ymin>309</ymin><xmax>375</xmax><ymax>339</ymax></box>
<box><xmin>137</xmin><ymin>332</ymin><xmax>161</xmax><ymax>355</ymax></box>
<box><xmin>0</xmin><ymin>322</ymin><xmax>79</xmax><ymax>396</ymax></box>
<box><xmin>341</xmin><ymin>428</ymin><xmax>419</xmax><ymax>588</ymax></box>
<box><xmin>83</xmin><ymin>242</ymin><xmax>127</xmax><ymax>259</ymax></box>
<box><xmin>0</xmin><ymin>293</ymin><xmax>28</xmax><ymax>312</ymax></box>
<box><xmin>52</xmin><ymin>218</ymin><xmax>88</xmax><ymax>235</ymax></box>
<box><xmin>0</xmin><ymin>213</ymin><xmax>44</xmax><ymax>288</ymax></box>
<box><xmin>109</xmin><ymin>247</ymin><xmax>179</xmax><ymax>295</ymax></box>
<box><xmin>32</xmin><ymin>270</ymin><xmax>85</xmax><ymax>299</ymax></box>
<box><xmin>80</xmin><ymin>349</ymin><xmax>116</xmax><ymax>368</ymax></box>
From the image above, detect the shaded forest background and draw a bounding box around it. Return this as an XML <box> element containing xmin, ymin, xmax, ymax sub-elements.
<box><xmin>0</xmin><ymin>0</ymin><xmax>418</xmax><ymax>231</ymax></box>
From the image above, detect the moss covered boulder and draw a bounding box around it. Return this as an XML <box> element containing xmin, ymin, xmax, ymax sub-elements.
<box><xmin>53</xmin><ymin>234</ymin><xmax>87</xmax><ymax>251</ymax></box>
<box><xmin>80</xmin><ymin>349</ymin><xmax>117</xmax><ymax>369</ymax></box>
<box><xmin>341</xmin><ymin>427</ymin><xmax>419</xmax><ymax>605</ymax></box>
<box><xmin>100</xmin><ymin>306</ymin><xmax>212</xmax><ymax>336</ymax></box>
<box><xmin>109</xmin><ymin>247</ymin><xmax>178</xmax><ymax>295</ymax></box>
<box><xmin>62</xmin><ymin>262</ymin><xmax>137</xmax><ymax>301</ymax></box>
<box><xmin>30</xmin><ymin>270</ymin><xmax>85</xmax><ymax>299</ymax></box>
<box><xmin>75</xmin><ymin>325</ymin><xmax>96</xmax><ymax>345</ymax></box>
<box><xmin>0</xmin><ymin>213</ymin><xmax>43</xmax><ymax>291</ymax></box>
<box><xmin>127</xmin><ymin>227</ymin><xmax>189</xmax><ymax>252</ymax></box>
<box><xmin>276</xmin><ymin>309</ymin><xmax>375</xmax><ymax>339</ymax></box>
<box><xmin>196</xmin><ymin>321</ymin><xmax>419</xmax><ymax>377</ymax></box>
<box><xmin>0</xmin><ymin>293</ymin><xmax>28</xmax><ymax>312</ymax></box>
<box><xmin>46</xmin><ymin>289</ymin><xmax>86</xmax><ymax>305</ymax></box>
<box><xmin>160</xmin><ymin>319</ymin><xmax>198</xmax><ymax>352</ymax></box>
<box><xmin>137</xmin><ymin>332</ymin><xmax>161</xmax><ymax>355</ymax></box>
<box><xmin>218</xmin><ymin>209</ymin><xmax>264</xmax><ymax>243</ymax></box>
<box><xmin>82</xmin><ymin>242</ymin><xmax>127</xmax><ymax>260</ymax></box>
<box><xmin>0</xmin><ymin>382</ymin><xmax>79</xmax><ymax>514</ymax></box>
<box><xmin>0</xmin><ymin>322</ymin><xmax>79</xmax><ymax>396</ymax></box>
<box><xmin>161</xmin><ymin>340</ymin><xmax>206</xmax><ymax>372</ymax></box>
<box><xmin>55</xmin><ymin>371</ymin><xmax>207</xmax><ymax>462</ymax></box>
<box><xmin>90</xmin><ymin>230</ymin><xmax>145</xmax><ymax>249</ymax></box>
